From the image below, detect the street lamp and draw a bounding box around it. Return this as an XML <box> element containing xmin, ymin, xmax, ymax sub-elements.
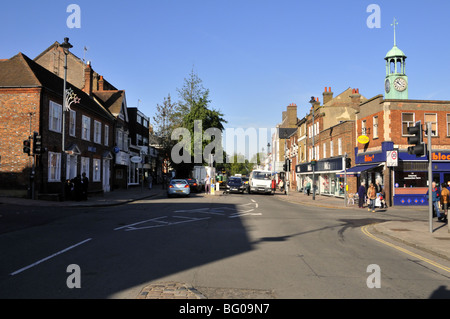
<box><xmin>61</xmin><ymin>37</ymin><xmax>73</xmax><ymax>200</ymax></box>
<box><xmin>309</xmin><ymin>96</ymin><xmax>316</xmax><ymax>200</ymax></box>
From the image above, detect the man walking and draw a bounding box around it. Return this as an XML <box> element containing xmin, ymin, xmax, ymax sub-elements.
<box><xmin>205</xmin><ymin>175</ymin><xmax>211</xmax><ymax>194</ymax></box>
<box><xmin>358</xmin><ymin>182</ymin><xmax>366</xmax><ymax>209</ymax></box>
<box><xmin>440</xmin><ymin>183</ymin><xmax>449</xmax><ymax>222</ymax></box>
<box><xmin>431</xmin><ymin>182</ymin><xmax>442</xmax><ymax>221</ymax></box>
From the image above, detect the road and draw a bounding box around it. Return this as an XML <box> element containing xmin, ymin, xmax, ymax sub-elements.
<box><xmin>1</xmin><ymin>191</ymin><xmax>450</xmax><ymax>299</ymax></box>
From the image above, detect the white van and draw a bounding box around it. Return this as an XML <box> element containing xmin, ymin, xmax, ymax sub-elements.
<box><xmin>248</xmin><ymin>170</ymin><xmax>273</xmax><ymax>194</ymax></box>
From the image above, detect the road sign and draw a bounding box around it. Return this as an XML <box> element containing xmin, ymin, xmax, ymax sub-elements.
<box><xmin>387</xmin><ymin>150</ymin><xmax>398</xmax><ymax>167</ymax></box>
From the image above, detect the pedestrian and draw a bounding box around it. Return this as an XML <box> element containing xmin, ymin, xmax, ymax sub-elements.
<box><xmin>367</xmin><ymin>183</ymin><xmax>377</xmax><ymax>213</ymax></box>
<box><xmin>72</xmin><ymin>174</ymin><xmax>82</xmax><ymax>201</ymax></box>
<box><xmin>358</xmin><ymin>182</ymin><xmax>366</xmax><ymax>208</ymax></box>
<box><xmin>81</xmin><ymin>172</ymin><xmax>89</xmax><ymax>201</ymax></box>
<box><xmin>431</xmin><ymin>181</ymin><xmax>443</xmax><ymax>220</ymax></box>
<box><xmin>380</xmin><ymin>186</ymin><xmax>388</xmax><ymax>209</ymax></box>
<box><xmin>440</xmin><ymin>183</ymin><xmax>449</xmax><ymax>222</ymax></box>
<box><xmin>306</xmin><ymin>181</ymin><xmax>311</xmax><ymax>196</ymax></box>
<box><xmin>271</xmin><ymin>177</ymin><xmax>276</xmax><ymax>194</ymax></box>
<box><xmin>205</xmin><ymin>175</ymin><xmax>211</xmax><ymax>194</ymax></box>
<box><xmin>148</xmin><ymin>174</ymin><xmax>153</xmax><ymax>190</ymax></box>
<box><xmin>375</xmin><ymin>180</ymin><xmax>382</xmax><ymax>194</ymax></box>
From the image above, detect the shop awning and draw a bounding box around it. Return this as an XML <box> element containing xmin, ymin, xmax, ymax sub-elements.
<box><xmin>336</xmin><ymin>164</ymin><xmax>379</xmax><ymax>177</ymax></box>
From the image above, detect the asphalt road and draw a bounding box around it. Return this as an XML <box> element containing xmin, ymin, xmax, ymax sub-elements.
<box><xmin>1</xmin><ymin>191</ymin><xmax>450</xmax><ymax>299</ymax></box>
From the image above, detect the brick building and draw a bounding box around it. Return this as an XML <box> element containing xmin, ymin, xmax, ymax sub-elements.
<box><xmin>35</xmin><ymin>41</ymin><xmax>132</xmax><ymax>190</ymax></box>
<box><xmin>0</xmin><ymin>53</ymin><xmax>115</xmax><ymax>199</ymax></box>
<box><xmin>295</xmin><ymin>87</ymin><xmax>364</xmax><ymax>198</ymax></box>
<box><xmin>356</xmin><ymin>96</ymin><xmax>450</xmax><ymax>206</ymax></box>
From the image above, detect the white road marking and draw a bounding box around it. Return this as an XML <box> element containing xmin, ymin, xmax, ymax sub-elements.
<box><xmin>10</xmin><ymin>238</ymin><xmax>92</xmax><ymax>276</ymax></box>
<box><xmin>115</xmin><ymin>216</ymin><xmax>211</xmax><ymax>232</ymax></box>
<box><xmin>114</xmin><ymin>217</ymin><xmax>168</xmax><ymax>231</ymax></box>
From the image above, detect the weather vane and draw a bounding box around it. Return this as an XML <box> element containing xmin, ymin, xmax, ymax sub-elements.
<box><xmin>391</xmin><ymin>17</ymin><xmax>399</xmax><ymax>46</ymax></box>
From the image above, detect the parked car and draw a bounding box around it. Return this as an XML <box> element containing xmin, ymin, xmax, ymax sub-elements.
<box><xmin>186</xmin><ymin>178</ymin><xmax>201</xmax><ymax>192</ymax></box>
<box><xmin>226</xmin><ymin>176</ymin><xmax>246</xmax><ymax>194</ymax></box>
<box><xmin>167</xmin><ymin>179</ymin><xmax>191</xmax><ymax>198</ymax></box>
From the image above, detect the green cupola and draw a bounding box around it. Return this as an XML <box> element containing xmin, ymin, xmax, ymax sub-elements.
<box><xmin>384</xmin><ymin>18</ymin><xmax>408</xmax><ymax>99</ymax></box>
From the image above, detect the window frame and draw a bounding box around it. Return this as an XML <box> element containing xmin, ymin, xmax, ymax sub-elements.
<box><xmin>69</xmin><ymin>110</ymin><xmax>76</xmax><ymax>137</ymax></box>
<box><xmin>94</xmin><ymin>120</ymin><xmax>102</xmax><ymax>144</ymax></box>
<box><xmin>402</xmin><ymin>112</ymin><xmax>415</xmax><ymax>136</ymax></box>
<box><xmin>424</xmin><ymin>113</ymin><xmax>438</xmax><ymax>137</ymax></box>
<box><xmin>48</xmin><ymin>152</ymin><xmax>61</xmax><ymax>182</ymax></box>
<box><xmin>49</xmin><ymin>101</ymin><xmax>62</xmax><ymax>133</ymax></box>
<box><xmin>82</xmin><ymin>115</ymin><xmax>91</xmax><ymax>141</ymax></box>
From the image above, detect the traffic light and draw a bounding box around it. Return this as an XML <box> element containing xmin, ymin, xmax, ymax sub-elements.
<box><xmin>33</xmin><ymin>132</ymin><xmax>42</xmax><ymax>154</ymax></box>
<box><xmin>407</xmin><ymin>121</ymin><xmax>426</xmax><ymax>157</ymax></box>
<box><xmin>346</xmin><ymin>157</ymin><xmax>352</xmax><ymax>169</ymax></box>
<box><xmin>23</xmin><ymin>139</ymin><xmax>31</xmax><ymax>155</ymax></box>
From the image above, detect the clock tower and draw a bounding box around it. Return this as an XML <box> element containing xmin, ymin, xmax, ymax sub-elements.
<box><xmin>384</xmin><ymin>18</ymin><xmax>408</xmax><ymax>99</ymax></box>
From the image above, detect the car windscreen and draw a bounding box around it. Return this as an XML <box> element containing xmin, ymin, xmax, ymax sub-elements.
<box><xmin>253</xmin><ymin>172</ymin><xmax>271</xmax><ymax>180</ymax></box>
<box><xmin>228</xmin><ymin>177</ymin><xmax>242</xmax><ymax>183</ymax></box>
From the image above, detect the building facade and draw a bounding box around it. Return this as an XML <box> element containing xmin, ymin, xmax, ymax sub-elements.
<box><xmin>0</xmin><ymin>53</ymin><xmax>115</xmax><ymax>198</ymax></box>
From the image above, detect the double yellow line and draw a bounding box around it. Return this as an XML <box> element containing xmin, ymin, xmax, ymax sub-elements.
<box><xmin>361</xmin><ymin>224</ymin><xmax>450</xmax><ymax>273</ymax></box>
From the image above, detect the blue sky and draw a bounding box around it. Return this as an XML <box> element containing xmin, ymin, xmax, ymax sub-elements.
<box><xmin>2</xmin><ymin>0</ymin><xmax>450</xmax><ymax>136</ymax></box>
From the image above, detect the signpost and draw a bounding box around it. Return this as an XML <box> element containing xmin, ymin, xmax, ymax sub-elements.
<box><xmin>386</xmin><ymin>150</ymin><xmax>398</xmax><ymax>167</ymax></box>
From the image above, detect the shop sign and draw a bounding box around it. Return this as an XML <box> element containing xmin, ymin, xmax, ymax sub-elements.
<box><xmin>357</xmin><ymin>135</ymin><xmax>370</xmax><ymax>144</ymax></box>
<box><xmin>432</xmin><ymin>152</ymin><xmax>450</xmax><ymax>161</ymax></box>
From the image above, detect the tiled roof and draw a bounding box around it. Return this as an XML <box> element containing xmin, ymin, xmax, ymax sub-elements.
<box><xmin>0</xmin><ymin>52</ymin><xmax>114</xmax><ymax>120</ymax></box>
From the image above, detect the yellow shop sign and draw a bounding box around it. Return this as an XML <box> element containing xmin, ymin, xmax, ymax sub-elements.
<box><xmin>357</xmin><ymin>135</ymin><xmax>370</xmax><ymax>144</ymax></box>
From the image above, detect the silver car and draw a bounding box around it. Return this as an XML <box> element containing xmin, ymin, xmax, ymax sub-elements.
<box><xmin>167</xmin><ymin>179</ymin><xmax>191</xmax><ymax>198</ymax></box>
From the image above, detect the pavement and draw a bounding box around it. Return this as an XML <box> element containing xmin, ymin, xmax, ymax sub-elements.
<box><xmin>1</xmin><ymin>183</ymin><xmax>450</xmax><ymax>285</ymax></box>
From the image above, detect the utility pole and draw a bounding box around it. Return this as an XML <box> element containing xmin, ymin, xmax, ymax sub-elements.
<box><xmin>427</xmin><ymin>122</ymin><xmax>433</xmax><ymax>233</ymax></box>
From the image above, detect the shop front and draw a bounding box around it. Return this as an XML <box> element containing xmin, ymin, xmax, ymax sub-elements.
<box><xmin>392</xmin><ymin>152</ymin><xmax>450</xmax><ymax>206</ymax></box>
<box><xmin>355</xmin><ymin>141</ymin><xmax>450</xmax><ymax>206</ymax></box>
<box><xmin>296</xmin><ymin>157</ymin><xmax>345</xmax><ymax>197</ymax></box>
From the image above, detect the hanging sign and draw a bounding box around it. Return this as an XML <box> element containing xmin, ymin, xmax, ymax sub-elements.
<box><xmin>130</xmin><ymin>156</ymin><xmax>142</xmax><ymax>164</ymax></box>
<box><xmin>357</xmin><ymin>135</ymin><xmax>370</xmax><ymax>144</ymax></box>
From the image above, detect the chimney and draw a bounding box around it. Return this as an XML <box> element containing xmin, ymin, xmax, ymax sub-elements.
<box><xmin>323</xmin><ymin>87</ymin><xmax>333</xmax><ymax>105</ymax></box>
<box><xmin>350</xmin><ymin>88</ymin><xmax>361</xmax><ymax>104</ymax></box>
<box><xmin>98</xmin><ymin>75</ymin><xmax>104</xmax><ymax>91</ymax></box>
<box><xmin>83</xmin><ymin>61</ymin><xmax>93</xmax><ymax>96</ymax></box>
<box><xmin>287</xmin><ymin>103</ymin><xmax>297</xmax><ymax>127</ymax></box>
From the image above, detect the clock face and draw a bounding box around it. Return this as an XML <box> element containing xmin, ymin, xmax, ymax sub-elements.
<box><xmin>393</xmin><ymin>77</ymin><xmax>407</xmax><ymax>92</ymax></box>
<box><xmin>385</xmin><ymin>79</ymin><xmax>390</xmax><ymax>93</ymax></box>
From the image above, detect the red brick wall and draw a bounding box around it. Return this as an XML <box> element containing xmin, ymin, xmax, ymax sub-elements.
<box><xmin>0</xmin><ymin>88</ymin><xmax>41</xmax><ymax>189</ymax></box>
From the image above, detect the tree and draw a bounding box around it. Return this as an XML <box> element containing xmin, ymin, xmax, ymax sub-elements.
<box><xmin>174</xmin><ymin>68</ymin><xmax>208</xmax><ymax>126</ymax></box>
<box><xmin>152</xmin><ymin>94</ymin><xmax>178</xmax><ymax>171</ymax></box>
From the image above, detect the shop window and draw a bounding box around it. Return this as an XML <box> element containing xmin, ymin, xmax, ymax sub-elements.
<box><xmin>395</xmin><ymin>171</ymin><xmax>427</xmax><ymax>188</ymax></box>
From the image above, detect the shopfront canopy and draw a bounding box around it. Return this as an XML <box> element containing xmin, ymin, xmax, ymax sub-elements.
<box><xmin>336</xmin><ymin>164</ymin><xmax>379</xmax><ymax>177</ymax></box>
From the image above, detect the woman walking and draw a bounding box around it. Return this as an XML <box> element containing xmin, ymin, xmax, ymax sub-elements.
<box><xmin>367</xmin><ymin>183</ymin><xmax>377</xmax><ymax>213</ymax></box>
